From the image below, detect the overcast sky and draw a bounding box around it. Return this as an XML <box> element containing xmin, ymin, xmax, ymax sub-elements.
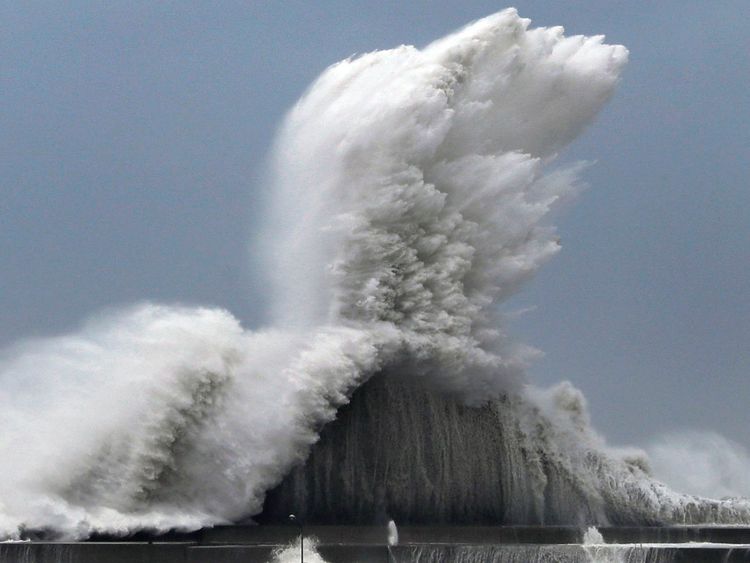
<box><xmin>2</xmin><ymin>1</ymin><xmax>748</xmax><ymax>450</ymax></box>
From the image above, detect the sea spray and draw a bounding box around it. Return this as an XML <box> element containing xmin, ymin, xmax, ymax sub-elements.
<box><xmin>583</xmin><ymin>526</ymin><xmax>606</xmax><ymax>545</ymax></box>
<box><xmin>647</xmin><ymin>431</ymin><xmax>750</xmax><ymax>499</ymax></box>
<box><xmin>0</xmin><ymin>9</ymin><xmax>748</xmax><ymax>540</ymax></box>
<box><xmin>271</xmin><ymin>537</ymin><xmax>328</xmax><ymax>563</ymax></box>
<box><xmin>262</xmin><ymin>9</ymin><xmax>628</xmax><ymax>401</ymax></box>
<box><xmin>388</xmin><ymin>520</ymin><xmax>399</xmax><ymax>547</ymax></box>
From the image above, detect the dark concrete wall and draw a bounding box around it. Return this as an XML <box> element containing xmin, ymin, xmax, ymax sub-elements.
<box><xmin>0</xmin><ymin>543</ymin><xmax>188</xmax><ymax>563</ymax></box>
<box><xmin>4</xmin><ymin>541</ymin><xmax>749</xmax><ymax>563</ymax></box>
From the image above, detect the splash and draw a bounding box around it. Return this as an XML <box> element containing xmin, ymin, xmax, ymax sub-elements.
<box><xmin>388</xmin><ymin>520</ymin><xmax>399</xmax><ymax>547</ymax></box>
<box><xmin>583</xmin><ymin>527</ymin><xmax>605</xmax><ymax>545</ymax></box>
<box><xmin>271</xmin><ymin>537</ymin><xmax>328</xmax><ymax>563</ymax></box>
<box><xmin>0</xmin><ymin>9</ymin><xmax>746</xmax><ymax>539</ymax></box>
<box><xmin>262</xmin><ymin>8</ymin><xmax>627</xmax><ymax>401</ymax></box>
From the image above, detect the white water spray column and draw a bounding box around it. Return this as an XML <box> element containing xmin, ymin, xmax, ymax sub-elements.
<box><xmin>387</xmin><ymin>520</ymin><xmax>399</xmax><ymax>562</ymax></box>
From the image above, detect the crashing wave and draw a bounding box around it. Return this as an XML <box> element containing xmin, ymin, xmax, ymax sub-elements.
<box><xmin>0</xmin><ymin>9</ymin><xmax>748</xmax><ymax>539</ymax></box>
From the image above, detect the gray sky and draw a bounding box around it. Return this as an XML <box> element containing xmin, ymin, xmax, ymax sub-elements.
<box><xmin>2</xmin><ymin>1</ymin><xmax>748</xmax><ymax>449</ymax></box>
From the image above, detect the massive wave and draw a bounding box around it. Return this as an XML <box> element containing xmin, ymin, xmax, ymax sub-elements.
<box><xmin>0</xmin><ymin>9</ymin><xmax>747</xmax><ymax>540</ymax></box>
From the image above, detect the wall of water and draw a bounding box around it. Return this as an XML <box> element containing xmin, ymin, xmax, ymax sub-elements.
<box><xmin>259</xmin><ymin>374</ymin><xmax>611</xmax><ymax>524</ymax></box>
<box><xmin>260</xmin><ymin>373</ymin><xmax>750</xmax><ymax>527</ymax></box>
<box><xmin>260</xmin><ymin>373</ymin><xmax>534</xmax><ymax>524</ymax></box>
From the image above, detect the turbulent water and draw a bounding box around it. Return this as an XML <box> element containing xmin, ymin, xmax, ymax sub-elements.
<box><xmin>258</xmin><ymin>373</ymin><xmax>750</xmax><ymax>526</ymax></box>
<box><xmin>1</xmin><ymin>9</ymin><xmax>748</xmax><ymax>540</ymax></box>
<box><xmin>271</xmin><ymin>538</ymin><xmax>328</xmax><ymax>563</ymax></box>
<box><xmin>400</xmin><ymin>545</ymin><xmax>681</xmax><ymax>563</ymax></box>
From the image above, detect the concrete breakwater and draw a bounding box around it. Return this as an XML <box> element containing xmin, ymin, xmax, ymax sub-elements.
<box><xmin>3</xmin><ymin>526</ymin><xmax>750</xmax><ymax>562</ymax></box>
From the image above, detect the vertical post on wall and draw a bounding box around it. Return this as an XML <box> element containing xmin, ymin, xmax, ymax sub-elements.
<box><xmin>288</xmin><ymin>514</ymin><xmax>303</xmax><ymax>563</ymax></box>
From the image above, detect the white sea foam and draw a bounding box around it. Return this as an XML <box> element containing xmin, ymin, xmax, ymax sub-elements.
<box><xmin>0</xmin><ymin>9</ymin><xmax>746</xmax><ymax>539</ymax></box>
<box><xmin>271</xmin><ymin>537</ymin><xmax>328</xmax><ymax>563</ymax></box>
<box><xmin>388</xmin><ymin>520</ymin><xmax>399</xmax><ymax>547</ymax></box>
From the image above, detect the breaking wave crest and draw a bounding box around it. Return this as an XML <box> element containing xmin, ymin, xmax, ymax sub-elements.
<box><xmin>0</xmin><ymin>9</ymin><xmax>747</xmax><ymax>539</ymax></box>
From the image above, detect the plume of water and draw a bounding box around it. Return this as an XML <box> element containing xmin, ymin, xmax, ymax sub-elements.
<box><xmin>388</xmin><ymin>520</ymin><xmax>399</xmax><ymax>547</ymax></box>
<box><xmin>0</xmin><ymin>9</ymin><xmax>747</xmax><ymax>540</ymax></box>
<box><xmin>583</xmin><ymin>527</ymin><xmax>605</xmax><ymax>545</ymax></box>
<box><xmin>262</xmin><ymin>9</ymin><xmax>626</xmax><ymax>401</ymax></box>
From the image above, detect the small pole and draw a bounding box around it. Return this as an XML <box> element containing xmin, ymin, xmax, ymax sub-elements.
<box><xmin>288</xmin><ymin>514</ymin><xmax>303</xmax><ymax>563</ymax></box>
